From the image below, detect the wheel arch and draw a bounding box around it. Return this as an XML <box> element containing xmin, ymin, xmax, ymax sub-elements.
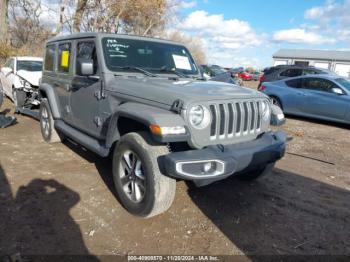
<box><xmin>39</xmin><ymin>83</ymin><xmax>61</xmax><ymax>119</ymax></box>
<box><xmin>105</xmin><ymin>102</ymin><xmax>187</xmax><ymax>148</ymax></box>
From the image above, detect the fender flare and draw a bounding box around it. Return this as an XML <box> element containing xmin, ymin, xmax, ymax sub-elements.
<box><xmin>105</xmin><ymin>102</ymin><xmax>187</xmax><ymax>148</ymax></box>
<box><xmin>39</xmin><ymin>83</ymin><xmax>61</xmax><ymax>119</ymax></box>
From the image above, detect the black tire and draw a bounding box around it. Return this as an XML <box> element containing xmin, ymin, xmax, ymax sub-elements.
<box><xmin>39</xmin><ymin>98</ymin><xmax>61</xmax><ymax>143</ymax></box>
<box><xmin>112</xmin><ymin>132</ymin><xmax>176</xmax><ymax>218</ymax></box>
<box><xmin>236</xmin><ymin>163</ymin><xmax>275</xmax><ymax>181</ymax></box>
<box><xmin>270</xmin><ymin>96</ymin><xmax>283</xmax><ymax>110</ymax></box>
<box><xmin>12</xmin><ymin>88</ymin><xmax>26</xmax><ymax>109</ymax></box>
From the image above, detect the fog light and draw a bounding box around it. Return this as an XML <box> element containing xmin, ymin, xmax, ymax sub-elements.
<box><xmin>202</xmin><ymin>162</ymin><xmax>213</xmax><ymax>172</ymax></box>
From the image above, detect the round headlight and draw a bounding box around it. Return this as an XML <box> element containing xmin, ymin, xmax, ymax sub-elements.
<box><xmin>261</xmin><ymin>100</ymin><xmax>271</xmax><ymax>120</ymax></box>
<box><xmin>189</xmin><ymin>105</ymin><xmax>211</xmax><ymax>129</ymax></box>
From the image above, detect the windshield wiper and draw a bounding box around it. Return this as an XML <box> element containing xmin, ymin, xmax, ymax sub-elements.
<box><xmin>158</xmin><ymin>66</ymin><xmax>190</xmax><ymax>78</ymax></box>
<box><xmin>114</xmin><ymin>66</ymin><xmax>157</xmax><ymax>77</ymax></box>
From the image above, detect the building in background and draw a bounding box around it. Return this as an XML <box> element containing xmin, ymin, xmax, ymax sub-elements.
<box><xmin>273</xmin><ymin>49</ymin><xmax>350</xmax><ymax>78</ymax></box>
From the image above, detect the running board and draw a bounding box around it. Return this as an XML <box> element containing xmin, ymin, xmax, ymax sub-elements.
<box><xmin>54</xmin><ymin>120</ymin><xmax>110</xmax><ymax>157</ymax></box>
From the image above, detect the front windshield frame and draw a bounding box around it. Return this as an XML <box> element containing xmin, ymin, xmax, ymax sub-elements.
<box><xmin>101</xmin><ymin>37</ymin><xmax>199</xmax><ymax>77</ymax></box>
<box><xmin>335</xmin><ymin>78</ymin><xmax>350</xmax><ymax>92</ymax></box>
<box><xmin>17</xmin><ymin>60</ymin><xmax>43</xmax><ymax>72</ymax></box>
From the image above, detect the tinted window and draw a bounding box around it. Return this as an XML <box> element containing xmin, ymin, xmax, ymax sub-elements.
<box><xmin>302</xmin><ymin>78</ymin><xmax>336</xmax><ymax>92</ymax></box>
<box><xmin>58</xmin><ymin>43</ymin><xmax>71</xmax><ymax>73</ymax></box>
<box><xmin>102</xmin><ymin>37</ymin><xmax>198</xmax><ymax>75</ymax></box>
<box><xmin>303</xmin><ymin>69</ymin><xmax>321</xmax><ymax>75</ymax></box>
<box><xmin>44</xmin><ymin>45</ymin><xmax>56</xmax><ymax>71</ymax></box>
<box><xmin>334</xmin><ymin>78</ymin><xmax>350</xmax><ymax>91</ymax></box>
<box><xmin>17</xmin><ymin>60</ymin><xmax>42</xmax><ymax>72</ymax></box>
<box><xmin>4</xmin><ymin>59</ymin><xmax>13</xmax><ymax>68</ymax></box>
<box><xmin>286</xmin><ymin>78</ymin><xmax>301</xmax><ymax>88</ymax></box>
<box><xmin>76</xmin><ymin>41</ymin><xmax>98</xmax><ymax>75</ymax></box>
<box><xmin>280</xmin><ymin>69</ymin><xmax>303</xmax><ymax>77</ymax></box>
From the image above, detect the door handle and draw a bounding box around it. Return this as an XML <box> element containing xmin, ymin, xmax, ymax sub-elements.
<box><xmin>297</xmin><ymin>92</ymin><xmax>307</xmax><ymax>96</ymax></box>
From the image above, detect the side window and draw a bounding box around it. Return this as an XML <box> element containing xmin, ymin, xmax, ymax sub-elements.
<box><xmin>44</xmin><ymin>45</ymin><xmax>56</xmax><ymax>71</ymax></box>
<box><xmin>303</xmin><ymin>69</ymin><xmax>319</xmax><ymax>75</ymax></box>
<box><xmin>302</xmin><ymin>78</ymin><xmax>336</xmax><ymax>92</ymax></box>
<box><xmin>286</xmin><ymin>78</ymin><xmax>301</xmax><ymax>88</ymax></box>
<box><xmin>280</xmin><ymin>69</ymin><xmax>303</xmax><ymax>77</ymax></box>
<box><xmin>76</xmin><ymin>41</ymin><xmax>98</xmax><ymax>75</ymax></box>
<box><xmin>9</xmin><ymin>59</ymin><xmax>14</xmax><ymax>70</ymax></box>
<box><xmin>58</xmin><ymin>43</ymin><xmax>71</xmax><ymax>73</ymax></box>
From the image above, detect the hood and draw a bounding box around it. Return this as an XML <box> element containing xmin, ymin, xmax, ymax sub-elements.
<box><xmin>107</xmin><ymin>76</ymin><xmax>266</xmax><ymax>108</ymax></box>
<box><xmin>16</xmin><ymin>70</ymin><xmax>42</xmax><ymax>86</ymax></box>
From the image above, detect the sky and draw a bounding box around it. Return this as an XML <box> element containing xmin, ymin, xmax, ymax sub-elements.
<box><xmin>175</xmin><ymin>0</ymin><xmax>350</xmax><ymax>68</ymax></box>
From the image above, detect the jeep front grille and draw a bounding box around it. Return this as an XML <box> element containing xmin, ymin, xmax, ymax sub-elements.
<box><xmin>209</xmin><ymin>100</ymin><xmax>262</xmax><ymax>140</ymax></box>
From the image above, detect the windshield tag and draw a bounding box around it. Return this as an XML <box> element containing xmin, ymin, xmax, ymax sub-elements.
<box><xmin>172</xmin><ymin>55</ymin><xmax>191</xmax><ymax>70</ymax></box>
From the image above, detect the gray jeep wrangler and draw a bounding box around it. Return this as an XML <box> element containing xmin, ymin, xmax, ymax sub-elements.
<box><xmin>39</xmin><ymin>33</ymin><xmax>286</xmax><ymax>218</ymax></box>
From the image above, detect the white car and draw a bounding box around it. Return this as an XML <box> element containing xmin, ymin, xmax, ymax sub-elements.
<box><xmin>0</xmin><ymin>56</ymin><xmax>43</xmax><ymax>109</ymax></box>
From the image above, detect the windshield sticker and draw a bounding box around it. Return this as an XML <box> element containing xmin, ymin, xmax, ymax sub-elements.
<box><xmin>106</xmin><ymin>39</ymin><xmax>129</xmax><ymax>56</ymax></box>
<box><xmin>172</xmin><ymin>55</ymin><xmax>191</xmax><ymax>70</ymax></box>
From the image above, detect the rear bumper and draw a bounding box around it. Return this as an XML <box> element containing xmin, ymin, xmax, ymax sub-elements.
<box><xmin>161</xmin><ymin>131</ymin><xmax>286</xmax><ymax>181</ymax></box>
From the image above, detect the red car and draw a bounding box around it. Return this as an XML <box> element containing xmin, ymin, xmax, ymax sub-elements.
<box><xmin>238</xmin><ymin>72</ymin><xmax>253</xmax><ymax>81</ymax></box>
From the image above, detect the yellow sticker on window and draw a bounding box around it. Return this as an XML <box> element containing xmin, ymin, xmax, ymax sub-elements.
<box><xmin>61</xmin><ymin>50</ymin><xmax>70</xmax><ymax>68</ymax></box>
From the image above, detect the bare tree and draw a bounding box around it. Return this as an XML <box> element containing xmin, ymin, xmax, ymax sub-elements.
<box><xmin>166</xmin><ymin>31</ymin><xmax>207</xmax><ymax>65</ymax></box>
<box><xmin>0</xmin><ymin>0</ymin><xmax>9</xmax><ymax>41</ymax></box>
<box><xmin>73</xmin><ymin>0</ymin><xmax>87</xmax><ymax>32</ymax></box>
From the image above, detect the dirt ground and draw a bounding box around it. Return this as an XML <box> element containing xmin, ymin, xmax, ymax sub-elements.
<box><xmin>1</xmin><ymin>81</ymin><xmax>350</xmax><ymax>258</ymax></box>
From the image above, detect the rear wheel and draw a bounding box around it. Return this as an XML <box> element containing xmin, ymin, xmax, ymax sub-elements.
<box><xmin>112</xmin><ymin>132</ymin><xmax>176</xmax><ymax>218</ymax></box>
<box><xmin>39</xmin><ymin>99</ymin><xmax>62</xmax><ymax>143</ymax></box>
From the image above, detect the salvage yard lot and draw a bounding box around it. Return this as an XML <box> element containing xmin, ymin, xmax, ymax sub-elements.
<box><xmin>1</xmin><ymin>82</ymin><xmax>350</xmax><ymax>256</ymax></box>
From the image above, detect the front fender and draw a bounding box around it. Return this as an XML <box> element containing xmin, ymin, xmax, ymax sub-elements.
<box><xmin>105</xmin><ymin>103</ymin><xmax>188</xmax><ymax>147</ymax></box>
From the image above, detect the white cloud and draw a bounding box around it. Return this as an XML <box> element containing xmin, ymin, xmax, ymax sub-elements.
<box><xmin>272</xmin><ymin>28</ymin><xmax>335</xmax><ymax>44</ymax></box>
<box><xmin>176</xmin><ymin>10</ymin><xmax>262</xmax><ymax>66</ymax></box>
<box><xmin>178</xmin><ymin>0</ymin><xmax>197</xmax><ymax>9</ymax></box>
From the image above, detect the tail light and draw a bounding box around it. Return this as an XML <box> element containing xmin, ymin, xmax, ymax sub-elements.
<box><xmin>258</xmin><ymin>85</ymin><xmax>267</xmax><ymax>91</ymax></box>
<box><xmin>259</xmin><ymin>74</ymin><xmax>265</xmax><ymax>82</ymax></box>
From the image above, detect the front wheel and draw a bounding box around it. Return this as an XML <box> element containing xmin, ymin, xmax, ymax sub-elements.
<box><xmin>112</xmin><ymin>132</ymin><xmax>176</xmax><ymax>218</ymax></box>
<box><xmin>236</xmin><ymin>163</ymin><xmax>275</xmax><ymax>181</ymax></box>
<box><xmin>39</xmin><ymin>99</ymin><xmax>62</xmax><ymax>143</ymax></box>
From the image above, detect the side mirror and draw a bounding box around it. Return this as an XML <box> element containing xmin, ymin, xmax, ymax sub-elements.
<box><xmin>77</xmin><ymin>59</ymin><xmax>94</xmax><ymax>76</ymax></box>
<box><xmin>331</xmin><ymin>87</ymin><xmax>344</xmax><ymax>95</ymax></box>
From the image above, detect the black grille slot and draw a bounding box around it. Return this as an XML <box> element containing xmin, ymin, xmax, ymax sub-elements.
<box><xmin>250</xmin><ymin>102</ymin><xmax>255</xmax><ymax>131</ymax></box>
<box><xmin>210</xmin><ymin>105</ymin><xmax>217</xmax><ymax>136</ymax></box>
<box><xmin>219</xmin><ymin>104</ymin><xmax>225</xmax><ymax>135</ymax></box>
<box><xmin>228</xmin><ymin>103</ymin><xmax>234</xmax><ymax>134</ymax></box>
<box><xmin>243</xmin><ymin>102</ymin><xmax>249</xmax><ymax>132</ymax></box>
<box><xmin>257</xmin><ymin>101</ymin><xmax>261</xmax><ymax>129</ymax></box>
<box><xmin>235</xmin><ymin>103</ymin><xmax>241</xmax><ymax>133</ymax></box>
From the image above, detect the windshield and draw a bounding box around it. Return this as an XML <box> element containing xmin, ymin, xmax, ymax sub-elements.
<box><xmin>211</xmin><ymin>67</ymin><xmax>227</xmax><ymax>75</ymax></box>
<box><xmin>335</xmin><ymin>78</ymin><xmax>350</xmax><ymax>91</ymax></box>
<box><xmin>102</xmin><ymin>37</ymin><xmax>199</xmax><ymax>76</ymax></box>
<box><xmin>17</xmin><ymin>60</ymin><xmax>42</xmax><ymax>72</ymax></box>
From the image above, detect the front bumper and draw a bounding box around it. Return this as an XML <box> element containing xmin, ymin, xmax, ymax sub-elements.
<box><xmin>161</xmin><ymin>131</ymin><xmax>286</xmax><ymax>181</ymax></box>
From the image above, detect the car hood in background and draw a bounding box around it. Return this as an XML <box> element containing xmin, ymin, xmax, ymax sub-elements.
<box><xmin>108</xmin><ymin>76</ymin><xmax>265</xmax><ymax>108</ymax></box>
<box><xmin>17</xmin><ymin>70</ymin><xmax>42</xmax><ymax>86</ymax></box>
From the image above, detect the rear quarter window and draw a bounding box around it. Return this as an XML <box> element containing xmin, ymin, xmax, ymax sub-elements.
<box><xmin>286</xmin><ymin>78</ymin><xmax>301</xmax><ymax>88</ymax></box>
<box><xmin>44</xmin><ymin>44</ymin><xmax>56</xmax><ymax>71</ymax></box>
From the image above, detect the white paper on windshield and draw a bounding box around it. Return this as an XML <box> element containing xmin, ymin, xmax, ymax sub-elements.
<box><xmin>172</xmin><ymin>55</ymin><xmax>191</xmax><ymax>70</ymax></box>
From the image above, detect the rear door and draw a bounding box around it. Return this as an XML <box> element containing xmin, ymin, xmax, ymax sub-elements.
<box><xmin>300</xmin><ymin>77</ymin><xmax>348</xmax><ymax>120</ymax></box>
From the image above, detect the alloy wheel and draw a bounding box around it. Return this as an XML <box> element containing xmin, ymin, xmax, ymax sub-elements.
<box><xmin>119</xmin><ymin>150</ymin><xmax>146</xmax><ymax>203</ymax></box>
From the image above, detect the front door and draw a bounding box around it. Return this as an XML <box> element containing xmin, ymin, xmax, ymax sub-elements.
<box><xmin>300</xmin><ymin>77</ymin><xmax>348</xmax><ymax>120</ymax></box>
<box><xmin>68</xmin><ymin>40</ymin><xmax>103</xmax><ymax>139</ymax></box>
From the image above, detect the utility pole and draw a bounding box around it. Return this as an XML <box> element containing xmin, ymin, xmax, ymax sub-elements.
<box><xmin>0</xmin><ymin>0</ymin><xmax>9</xmax><ymax>42</ymax></box>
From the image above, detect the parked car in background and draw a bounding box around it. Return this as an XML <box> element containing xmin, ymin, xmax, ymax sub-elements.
<box><xmin>258</xmin><ymin>65</ymin><xmax>333</xmax><ymax>88</ymax></box>
<box><xmin>238</xmin><ymin>72</ymin><xmax>253</xmax><ymax>81</ymax></box>
<box><xmin>251</xmin><ymin>71</ymin><xmax>262</xmax><ymax>81</ymax></box>
<box><xmin>201</xmin><ymin>65</ymin><xmax>242</xmax><ymax>85</ymax></box>
<box><xmin>259</xmin><ymin>75</ymin><xmax>350</xmax><ymax>124</ymax></box>
<box><xmin>0</xmin><ymin>57</ymin><xmax>43</xmax><ymax>110</ymax></box>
